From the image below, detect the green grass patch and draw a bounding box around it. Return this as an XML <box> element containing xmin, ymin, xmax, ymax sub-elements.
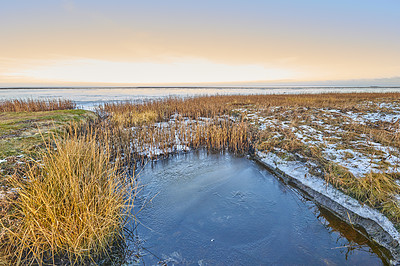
<box><xmin>0</xmin><ymin>110</ymin><xmax>96</xmax><ymax>159</ymax></box>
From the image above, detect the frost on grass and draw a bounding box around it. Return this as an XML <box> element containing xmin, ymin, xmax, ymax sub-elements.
<box><xmin>245</xmin><ymin>100</ymin><xmax>400</xmax><ymax>179</ymax></box>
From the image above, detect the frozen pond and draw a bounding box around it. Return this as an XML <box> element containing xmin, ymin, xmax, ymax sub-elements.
<box><xmin>132</xmin><ymin>151</ymin><xmax>389</xmax><ymax>265</ymax></box>
<box><xmin>1</xmin><ymin>87</ymin><xmax>400</xmax><ymax>109</ymax></box>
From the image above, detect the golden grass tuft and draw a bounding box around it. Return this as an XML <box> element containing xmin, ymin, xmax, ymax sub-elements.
<box><xmin>0</xmin><ymin>132</ymin><xmax>129</xmax><ymax>265</ymax></box>
<box><xmin>111</xmin><ymin>110</ymin><xmax>157</xmax><ymax>127</ymax></box>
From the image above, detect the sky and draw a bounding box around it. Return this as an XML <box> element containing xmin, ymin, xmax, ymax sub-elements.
<box><xmin>1</xmin><ymin>0</ymin><xmax>400</xmax><ymax>87</ymax></box>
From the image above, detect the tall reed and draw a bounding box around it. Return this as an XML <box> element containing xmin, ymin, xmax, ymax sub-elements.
<box><xmin>0</xmin><ymin>98</ymin><xmax>75</xmax><ymax>112</ymax></box>
<box><xmin>0</xmin><ymin>131</ymin><xmax>129</xmax><ymax>265</ymax></box>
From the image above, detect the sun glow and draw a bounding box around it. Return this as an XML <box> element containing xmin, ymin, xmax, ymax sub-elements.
<box><xmin>3</xmin><ymin>58</ymin><xmax>301</xmax><ymax>84</ymax></box>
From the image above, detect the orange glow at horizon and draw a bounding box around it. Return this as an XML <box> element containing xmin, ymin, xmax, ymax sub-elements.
<box><xmin>1</xmin><ymin>0</ymin><xmax>400</xmax><ymax>86</ymax></box>
<box><xmin>2</xmin><ymin>58</ymin><xmax>307</xmax><ymax>85</ymax></box>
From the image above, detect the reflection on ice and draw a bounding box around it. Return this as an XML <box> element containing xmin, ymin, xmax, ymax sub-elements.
<box><xmin>129</xmin><ymin>151</ymin><xmax>389</xmax><ymax>265</ymax></box>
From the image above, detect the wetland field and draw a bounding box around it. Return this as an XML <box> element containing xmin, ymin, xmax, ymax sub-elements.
<box><xmin>1</xmin><ymin>91</ymin><xmax>400</xmax><ymax>265</ymax></box>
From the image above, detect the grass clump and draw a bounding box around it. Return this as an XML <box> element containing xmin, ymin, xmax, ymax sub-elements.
<box><xmin>111</xmin><ymin>110</ymin><xmax>157</xmax><ymax>127</ymax></box>
<box><xmin>0</xmin><ymin>98</ymin><xmax>75</xmax><ymax>112</ymax></box>
<box><xmin>324</xmin><ymin>162</ymin><xmax>400</xmax><ymax>223</ymax></box>
<box><xmin>0</xmin><ymin>132</ymin><xmax>129</xmax><ymax>265</ymax></box>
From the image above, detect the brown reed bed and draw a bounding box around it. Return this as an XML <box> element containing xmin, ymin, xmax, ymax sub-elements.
<box><xmin>132</xmin><ymin>118</ymin><xmax>253</xmax><ymax>158</ymax></box>
<box><xmin>70</xmin><ymin>115</ymin><xmax>254</xmax><ymax>168</ymax></box>
<box><xmin>0</xmin><ymin>98</ymin><xmax>75</xmax><ymax>112</ymax></box>
<box><xmin>98</xmin><ymin>92</ymin><xmax>400</xmax><ymax>119</ymax></box>
<box><xmin>96</xmin><ymin>92</ymin><xmax>400</xmax><ymax>166</ymax></box>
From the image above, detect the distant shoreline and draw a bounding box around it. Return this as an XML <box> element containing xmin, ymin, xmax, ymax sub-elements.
<box><xmin>1</xmin><ymin>86</ymin><xmax>400</xmax><ymax>90</ymax></box>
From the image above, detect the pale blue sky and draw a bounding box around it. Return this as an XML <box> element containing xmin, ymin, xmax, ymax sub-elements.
<box><xmin>1</xmin><ymin>0</ymin><xmax>400</xmax><ymax>85</ymax></box>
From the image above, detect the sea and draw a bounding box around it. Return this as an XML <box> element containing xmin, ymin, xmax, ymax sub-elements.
<box><xmin>1</xmin><ymin>86</ymin><xmax>400</xmax><ymax>110</ymax></box>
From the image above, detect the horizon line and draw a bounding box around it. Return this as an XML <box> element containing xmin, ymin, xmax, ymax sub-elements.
<box><xmin>2</xmin><ymin>85</ymin><xmax>400</xmax><ymax>90</ymax></box>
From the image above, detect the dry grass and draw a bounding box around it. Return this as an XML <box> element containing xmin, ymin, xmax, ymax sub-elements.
<box><xmin>2</xmin><ymin>93</ymin><xmax>400</xmax><ymax>264</ymax></box>
<box><xmin>324</xmin><ymin>164</ymin><xmax>400</xmax><ymax>223</ymax></box>
<box><xmin>0</xmin><ymin>98</ymin><xmax>75</xmax><ymax>112</ymax></box>
<box><xmin>97</xmin><ymin>96</ymin><xmax>258</xmax><ymax>162</ymax></box>
<box><xmin>98</xmin><ymin>93</ymin><xmax>400</xmax><ymax>118</ymax></box>
<box><xmin>0</xmin><ymin>131</ymin><xmax>130</xmax><ymax>265</ymax></box>
<box><xmin>97</xmin><ymin>92</ymin><xmax>400</xmax><ymax>163</ymax></box>
<box><xmin>110</xmin><ymin>110</ymin><xmax>157</xmax><ymax>127</ymax></box>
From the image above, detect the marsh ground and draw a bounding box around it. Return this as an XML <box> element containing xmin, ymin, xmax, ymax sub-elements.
<box><xmin>1</xmin><ymin>93</ymin><xmax>400</xmax><ymax>264</ymax></box>
<box><xmin>0</xmin><ymin>109</ymin><xmax>95</xmax><ymax>176</ymax></box>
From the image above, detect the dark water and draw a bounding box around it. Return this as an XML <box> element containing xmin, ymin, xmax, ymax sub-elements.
<box><xmin>1</xmin><ymin>87</ymin><xmax>400</xmax><ymax>110</ymax></box>
<box><xmin>131</xmin><ymin>151</ymin><xmax>388</xmax><ymax>265</ymax></box>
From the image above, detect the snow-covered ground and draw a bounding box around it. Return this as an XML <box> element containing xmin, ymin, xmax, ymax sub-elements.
<box><xmin>241</xmin><ymin>101</ymin><xmax>400</xmax><ymax>178</ymax></box>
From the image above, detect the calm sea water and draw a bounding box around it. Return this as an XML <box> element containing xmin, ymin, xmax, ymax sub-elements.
<box><xmin>1</xmin><ymin>87</ymin><xmax>400</xmax><ymax>109</ymax></box>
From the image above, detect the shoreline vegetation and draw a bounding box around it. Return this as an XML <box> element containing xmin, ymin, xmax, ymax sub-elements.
<box><xmin>1</xmin><ymin>93</ymin><xmax>400</xmax><ymax>264</ymax></box>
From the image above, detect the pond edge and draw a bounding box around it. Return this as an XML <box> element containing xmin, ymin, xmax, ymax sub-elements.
<box><xmin>254</xmin><ymin>151</ymin><xmax>400</xmax><ymax>265</ymax></box>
